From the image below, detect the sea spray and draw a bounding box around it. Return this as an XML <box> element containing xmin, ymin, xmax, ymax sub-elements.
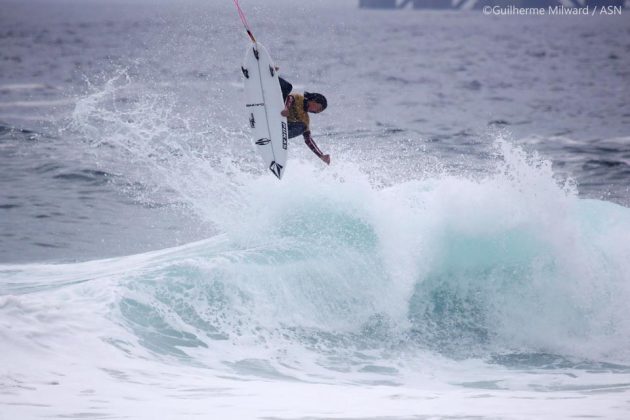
<box><xmin>55</xmin><ymin>71</ymin><xmax>630</xmax><ymax>367</ymax></box>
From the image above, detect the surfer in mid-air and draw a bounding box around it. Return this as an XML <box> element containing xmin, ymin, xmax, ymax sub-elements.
<box><xmin>279</xmin><ymin>77</ymin><xmax>330</xmax><ymax>165</ymax></box>
<box><xmin>233</xmin><ymin>0</ymin><xmax>329</xmax><ymax>176</ymax></box>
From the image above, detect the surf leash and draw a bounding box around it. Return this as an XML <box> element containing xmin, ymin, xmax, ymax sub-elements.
<box><xmin>233</xmin><ymin>0</ymin><xmax>256</xmax><ymax>43</ymax></box>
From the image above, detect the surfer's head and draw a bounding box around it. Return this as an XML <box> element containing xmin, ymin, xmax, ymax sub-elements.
<box><xmin>304</xmin><ymin>92</ymin><xmax>327</xmax><ymax>113</ymax></box>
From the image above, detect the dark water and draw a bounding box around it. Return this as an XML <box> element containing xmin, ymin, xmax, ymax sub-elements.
<box><xmin>1</xmin><ymin>0</ymin><xmax>629</xmax><ymax>264</ymax></box>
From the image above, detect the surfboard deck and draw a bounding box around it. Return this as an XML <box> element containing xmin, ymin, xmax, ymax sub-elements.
<box><xmin>241</xmin><ymin>42</ymin><xmax>288</xmax><ymax>179</ymax></box>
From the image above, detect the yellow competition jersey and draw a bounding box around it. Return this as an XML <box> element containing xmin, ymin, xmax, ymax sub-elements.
<box><xmin>287</xmin><ymin>93</ymin><xmax>310</xmax><ymax>132</ymax></box>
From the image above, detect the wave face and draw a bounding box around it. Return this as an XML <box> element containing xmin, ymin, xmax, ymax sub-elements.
<box><xmin>3</xmin><ymin>141</ymin><xmax>630</xmax><ymax>381</ymax></box>
<box><xmin>61</xmin><ymin>75</ymin><xmax>630</xmax><ymax>369</ymax></box>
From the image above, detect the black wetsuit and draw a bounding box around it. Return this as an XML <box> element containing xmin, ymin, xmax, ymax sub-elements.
<box><xmin>279</xmin><ymin>77</ymin><xmax>293</xmax><ymax>102</ymax></box>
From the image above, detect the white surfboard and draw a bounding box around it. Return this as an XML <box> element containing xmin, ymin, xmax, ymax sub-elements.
<box><xmin>241</xmin><ymin>42</ymin><xmax>288</xmax><ymax>179</ymax></box>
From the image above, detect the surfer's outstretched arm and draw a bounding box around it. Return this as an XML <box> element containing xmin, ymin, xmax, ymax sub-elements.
<box><xmin>304</xmin><ymin>131</ymin><xmax>330</xmax><ymax>165</ymax></box>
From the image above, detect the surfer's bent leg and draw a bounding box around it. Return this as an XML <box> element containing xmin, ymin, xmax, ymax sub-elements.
<box><xmin>288</xmin><ymin>122</ymin><xmax>306</xmax><ymax>139</ymax></box>
<box><xmin>279</xmin><ymin>77</ymin><xmax>293</xmax><ymax>102</ymax></box>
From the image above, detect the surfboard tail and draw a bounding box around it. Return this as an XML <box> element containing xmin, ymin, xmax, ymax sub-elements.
<box><xmin>269</xmin><ymin>161</ymin><xmax>283</xmax><ymax>180</ymax></box>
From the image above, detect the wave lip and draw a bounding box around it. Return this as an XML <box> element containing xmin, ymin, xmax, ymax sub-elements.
<box><xmin>1</xmin><ymin>144</ymin><xmax>630</xmax><ymax>408</ymax></box>
<box><xmin>3</xmin><ymin>141</ymin><xmax>630</xmax><ymax>368</ymax></box>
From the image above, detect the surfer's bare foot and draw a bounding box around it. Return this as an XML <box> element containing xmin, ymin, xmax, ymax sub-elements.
<box><xmin>322</xmin><ymin>154</ymin><xmax>330</xmax><ymax>165</ymax></box>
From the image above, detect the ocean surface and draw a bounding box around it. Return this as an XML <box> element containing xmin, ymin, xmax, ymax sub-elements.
<box><xmin>1</xmin><ymin>0</ymin><xmax>630</xmax><ymax>418</ymax></box>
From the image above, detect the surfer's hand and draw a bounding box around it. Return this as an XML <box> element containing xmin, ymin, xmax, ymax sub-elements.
<box><xmin>283</xmin><ymin>95</ymin><xmax>294</xmax><ymax>111</ymax></box>
<box><xmin>281</xmin><ymin>109</ymin><xmax>289</xmax><ymax>117</ymax></box>
<box><xmin>321</xmin><ymin>154</ymin><xmax>331</xmax><ymax>165</ymax></box>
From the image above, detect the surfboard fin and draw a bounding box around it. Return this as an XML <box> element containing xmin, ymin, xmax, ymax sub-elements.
<box><xmin>241</xmin><ymin>66</ymin><xmax>249</xmax><ymax>78</ymax></box>
<box><xmin>253</xmin><ymin>47</ymin><xmax>259</xmax><ymax>60</ymax></box>
<box><xmin>269</xmin><ymin>161</ymin><xmax>283</xmax><ymax>179</ymax></box>
<box><xmin>269</xmin><ymin>65</ymin><xmax>275</xmax><ymax>77</ymax></box>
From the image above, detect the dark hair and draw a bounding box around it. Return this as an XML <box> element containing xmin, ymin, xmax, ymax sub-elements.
<box><xmin>304</xmin><ymin>92</ymin><xmax>327</xmax><ymax>111</ymax></box>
